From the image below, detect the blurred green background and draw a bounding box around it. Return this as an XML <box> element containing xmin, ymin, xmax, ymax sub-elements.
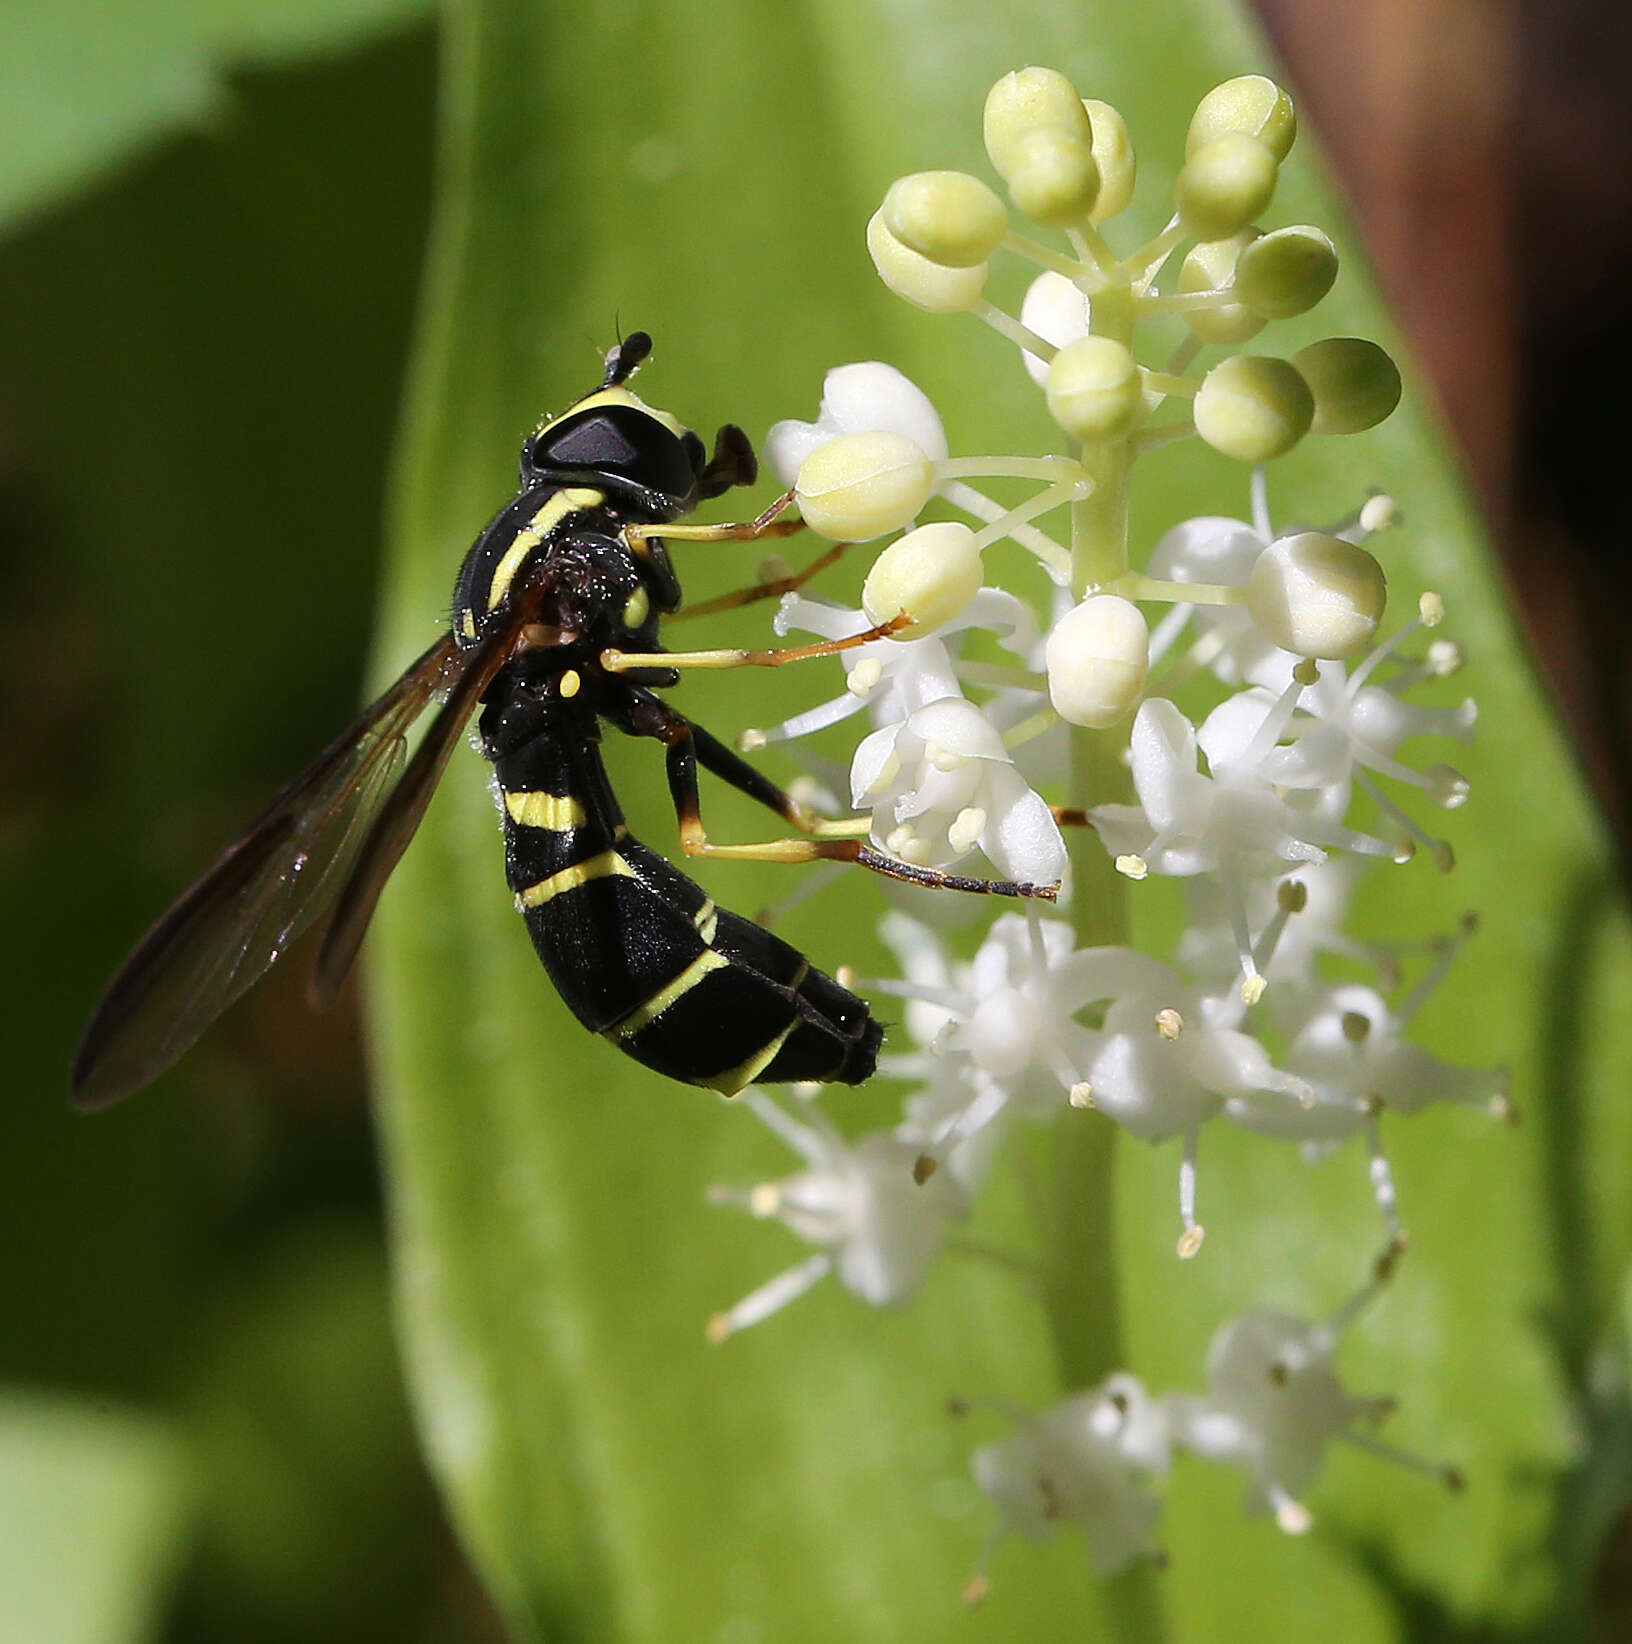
<box><xmin>0</xmin><ymin>6</ymin><xmax>503</xmax><ymax>1640</ymax></box>
<box><xmin>4</xmin><ymin>2</ymin><xmax>1631</xmax><ymax>1642</ymax></box>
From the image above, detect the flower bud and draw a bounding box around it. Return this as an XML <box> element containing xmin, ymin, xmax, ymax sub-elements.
<box><xmin>795</xmin><ymin>431</ymin><xmax>935</xmax><ymax>541</ymax></box>
<box><xmin>882</xmin><ymin>171</ymin><xmax>1008</xmax><ymax>268</ymax></box>
<box><xmin>862</xmin><ymin>522</ymin><xmax>984</xmax><ymax>636</ymax></box>
<box><xmin>1046</xmin><ymin>336</ymin><xmax>1143</xmax><ymax>441</ymax></box>
<box><xmin>1292</xmin><ymin>338</ymin><xmax>1402</xmax><ymax>434</ymax></box>
<box><xmin>1005</xmin><ymin>126</ymin><xmax>1100</xmax><ymax>226</ymax></box>
<box><xmin>866</xmin><ymin>210</ymin><xmax>987</xmax><ymax>313</ymax></box>
<box><xmin>1193</xmin><ymin>355</ymin><xmax>1314</xmax><ymax>462</ymax></box>
<box><xmin>1234</xmin><ymin>225</ymin><xmax>1338</xmax><ymax>318</ymax></box>
<box><xmin>1187</xmin><ymin>75</ymin><xmax>1297</xmax><ymax>163</ymax></box>
<box><xmin>1177</xmin><ymin>232</ymin><xmax>1265</xmax><ymax>344</ymax></box>
<box><xmin>984</xmin><ymin>67</ymin><xmax>1094</xmax><ymax>181</ymax></box>
<box><xmin>1175</xmin><ymin>134</ymin><xmax>1278</xmax><ymax>242</ymax></box>
<box><xmin>1045</xmin><ymin>595</ymin><xmax>1150</xmax><ymax>726</ymax></box>
<box><xmin>1082</xmin><ymin>98</ymin><xmax>1136</xmax><ymax>222</ymax></box>
<box><xmin>1246</xmin><ymin>532</ymin><xmax>1387</xmax><ymax>658</ymax></box>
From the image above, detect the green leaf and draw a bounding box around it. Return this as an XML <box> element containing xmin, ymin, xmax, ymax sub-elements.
<box><xmin>0</xmin><ymin>0</ymin><xmax>431</xmax><ymax>233</ymax></box>
<box><xmin>0</xmin><ymin>1391</ymin><xmax>191</xmax><ymax>1644</ymax></box>
<box><xmin>371</xmin><ymin>0</ymin><xmax>1632</xmax><ymax>1639</ymax></box>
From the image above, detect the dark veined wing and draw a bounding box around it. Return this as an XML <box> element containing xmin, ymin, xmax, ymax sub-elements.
<box><xmin>72</xmin><ymin>634</ymin><xmax>467</xmax><ymax>1111</ymax></box>
<box><xmin>308</xmin><ymin>613</ymin><xmax>525</xmax><ymax>1008</ymax></box>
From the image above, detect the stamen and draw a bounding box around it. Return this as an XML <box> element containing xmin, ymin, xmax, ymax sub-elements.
<box><xmin>1176</xmin><ymin>1125</ymin><xmax>1205</xmax><ymax>1258</ymax></box>
<box><xmin>706</xmin><ymin>1252</ymin><xmax>833</xmax><ymax>1343</ymax></box>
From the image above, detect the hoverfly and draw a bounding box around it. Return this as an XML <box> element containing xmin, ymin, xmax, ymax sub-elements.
<box><xmin>73</xmin><ymin>334</ymin><xmax>1050</xmax><ymax>1111</ymax></box>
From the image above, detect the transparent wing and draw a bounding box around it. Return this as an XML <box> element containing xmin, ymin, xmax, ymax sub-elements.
<box><xmin>72</xmin><ymin>634</ymin><xmax>467</xmax><ymax>1110</ymax></box>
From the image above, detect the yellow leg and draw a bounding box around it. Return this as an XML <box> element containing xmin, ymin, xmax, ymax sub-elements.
<box><xmin>624</xmin><ymin>490</ymin><xmax>803</xmax><ymax>555</ymax></box>
<box><xmin>602</xmin><ymin>613</ymin><xmax>907</xmax><ymax>674</ymax></box>
<box><xmin>663</xmin><ymin>722</ymin><xmax>1059</xmax><ymax>901</ymax></box>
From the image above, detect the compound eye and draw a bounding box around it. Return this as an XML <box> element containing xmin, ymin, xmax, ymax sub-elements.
<box><xmin>537</xmin><ymin>412</ymin><xmax>639</xmax><ymax>472</ymax></box>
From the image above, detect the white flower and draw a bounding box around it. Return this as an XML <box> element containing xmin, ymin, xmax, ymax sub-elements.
<box><xmin>968</xmin><ymin>1375</ymin><xmax>1170</xmax><ymax>1581</ymax></box>
<box><xmin>1175</xmin><ymin>860</ymin><xmax>1372</xmax><ymax>996</ymax></box>
<box><xmin>1163</xmin><ymin>1260</ymin><xmax>1459</xmax><ymax>1532</ymax></box>
<box><xmin>1092</xmin><ymin>695</ymin><xmax>1391</xmax><ymax>884</ymax></box>
<box><xmin>1227</xmin><ymin>968</ymin><xmax>1511</xmax><ymax>1235</ymax></box>
<box><xmin>852</xmin><ymin>697</ymin><xmax>1066</xmax><ymax>886</ymax></box>
<box><xmin>764</xmin><ymin>361</ymin><xmax>949</xmax><ymax>488</ymax></box>
<box><xmin>746</xmin><ymin>588</ymin><xmax>1037</xmax><ymax>750</ymax></box>
<box><xmin>1084</xmin><ymin>955</ymin><xmax>1312</xmax><ymax>1253</ymax></box>
<box><xmin>706</xmin><ymin>1090</ymin><xmax>969</xmax><ymax>1340</ymax></box>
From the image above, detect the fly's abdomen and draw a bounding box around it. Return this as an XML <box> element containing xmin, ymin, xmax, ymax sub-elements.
<box><xmin>493</xmin><ymin>732</ymin><xmax>879</xmax><ymax>1093</ymax></box>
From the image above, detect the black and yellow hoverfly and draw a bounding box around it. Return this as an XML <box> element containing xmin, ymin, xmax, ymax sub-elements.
<box><xmin>72</xmin><ymin>333</ymin><xmax>1050</xmax><ymax>1112</ymax></box>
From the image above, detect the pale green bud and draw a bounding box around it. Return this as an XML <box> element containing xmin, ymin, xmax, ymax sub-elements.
<box><xmin>1246</xmin><ymin>532</ymin><xmax>1387</xmax><ymax>657</ymax></box>
<box><xmin>862</xmin><ymin>522</ymin><xmax>984</xmax><ymax>636</ymax></box>
<box><xmin>1175</xmin><ymin>134</ymin><xmax>1278</xmax><ymax>242</ymax></box>
<box><xmin>1187</xmin><ymin>75</ymin><xmax>1297</xmax><ymax>163</ymax></box>
<box><xmin>1045</xmin><ymin>595</ymin><xmax>1150</xmax><ymax>726</ymax></box>
<box><xmin>795</xmin><ymin>431</ymin><xmax>935</xmax><ymax>541</ymax></box>
<box><xmin>1193</xmin><ymin>354</ymin><xmax>1314</xmax><ymax>462</ymax></box>
<box><xmin>1082</xmin><ymin>98</ymin><xmax>1136</xmax><ymax>222</ymax></box>
<box><xmin>1177</xmin><ymin>232</ymin><xmax>1265</xmax><ymax>344</ymax></box>
<box><xmin>1006</xmin><ymin>126</ymin><xmax>1100</xmax><ymax>226</ymax></box>
<box><xmin>1046</xmin><ymin>336</ymin><xmax>1143</xmax><ymax>441</ymax></box>
<box><xmin>1234</xmin><ymin>225</ymin><xmax>1338</xmax><ymax>318</ymax></box>
<box><xmin>984</xmin><ymin>67</ymin><xmax>1094</xmax><ymax>182</ymax></box>
<box><xmin>1292</xmin><ymin>338</ymin><xmax>1402</xmax><ymax>434</ymax></box>
<box><xmin>866</xmin><ymin>209</ymin><xmax>987</xmax><ymax>313</ymax></box>
<box><xmin>882</xmin><ymin>171</ymin><xmax>1008</xmax><ymax>268</ymax></box>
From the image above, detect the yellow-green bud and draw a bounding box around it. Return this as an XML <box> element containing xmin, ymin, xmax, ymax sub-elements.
<box><xmin>1082</xmin><ymin>98</ymin><xmax>1136</xmax><ymax>223</ymax></box>
<box><xmin>1177</xmin><ymin>232</ymin><xmax>1265</xmax><ymax>344</ymax></box>
<box><xmin>1187</xmin><ymin>75</ymin><xmax>1297</xmax><ymax>163</ymax></box>
<box><xmin>882</xmin><ymin>171</ymin><xmax>1008</xmax><ymax>268</ymax></box>
<box><xmin>1046</xmin><ymin>336</ymin><xmax>1143</xmax><ymax>441</ymax></box>
<box><xmin>1292</xmin><ymin>338</ymin><xmax>1403</xmax><ymax>434</ymax></box>
<box><xmin>1234</xmin><ymin>225</ymin><xmax>1338</xmax><ymax>318</ymax></box>
<box><xmin>1006</xmin><ymin>126</ymin><xmax>1100</xmax><ymax>226</ymax></box>
<box><xmin>983</xmin><ymin>67</ymin><xmax>1094</xmax><ymax>182</ymax></box>
<box><xmin>1193</xmin><ymin>355</ymin><xmax>1314</xmax><ymax>462</ymax></box>
<box><xmin>1175</xmin><ymin>134</ymin><xmax>1278</xmax><ymax>242</ymax></box>
<box><xmin>862</xmin><ymin>522</ymin><xmax>984</xmax><ymax>636</ymax></box>
<box><xmin>795</xmin><ymin>432</ymin><xmax>935</xmax><ymax>541</ymax></box>
<box><xmin>1246</xmin><ymin>532</ymin><xmax>1387</xmax><ymax>657</ymax></box>
<box><xmin>866</xmin><ymin>210</ymin><xmax>987</xmax><ymax>313</ymax></box>
<box><xmin>1045</xmin><ymin>595</ymin><xmax>1150</xmax><ymax>726</ymax></box>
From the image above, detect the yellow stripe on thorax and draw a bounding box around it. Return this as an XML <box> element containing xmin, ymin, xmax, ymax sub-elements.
<box><xmin>504</xmin><ymin>790</ymin><xmax>588</xmax><ymax>831</ymax></box>
<box><xmin>486</xmin><ymin>486</ymin><xmax>604</xmax><ymax>611</ymax></box>
<box><xmin>604</xmin><ymin>950</ymin><xmax>731</xmax><ymax>1042</ymax></box>
<box><xmin>692</xmin><ymin>899</ymin><xmax>718</xmax><ymax>944</ymax></box>
<box><xmin>516</xmin><ymin>848</ymin><xmax>631</xmax><ymax>908</ymax></box>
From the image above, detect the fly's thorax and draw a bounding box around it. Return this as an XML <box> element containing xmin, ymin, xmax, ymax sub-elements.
<box><xmin>451</xmin><ymin>483</ymin><xmax>615</xmax><ymax>647</ymax></box>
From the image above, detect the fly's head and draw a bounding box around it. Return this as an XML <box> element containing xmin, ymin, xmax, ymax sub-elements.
<box><xmin>520</xmin><ymin>332</ymin><xmax>759</xmax><ymax>519</ymax></box>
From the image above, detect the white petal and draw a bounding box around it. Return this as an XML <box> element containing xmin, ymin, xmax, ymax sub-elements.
<box><xmin>850</xmin><ymin>722</ymin><xmax>904</xmax><ymax>805</ymax></box>
<box><xmin>764</xmin><ymin>418</ymin><xmax>829</xmax><ymax>489</ymax></box>
<box><xmin>983</xmin><ymin>770</ymin><xmax>1068</xmax><ymax>883</ymax></box>
<box><xmin>821</xmin><ymin>361</ymin><xmax>949</xmax><ymax>460</ymax></box>
<box><xmin>1019</xmin><ymin>271</ymin><xmax>1092</xmax><ymax>386</ymax></box>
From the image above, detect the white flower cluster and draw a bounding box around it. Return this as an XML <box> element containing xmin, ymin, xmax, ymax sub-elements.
<box><xmin>962</xmin><ymin>1248</ymin><xmax>1462</xmax><ymax>1584</ymax></box>
<box><xmin>706</xmin><ymin>65</ymin><xmax>1495</xmax><ymax>1590</ymax></box>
